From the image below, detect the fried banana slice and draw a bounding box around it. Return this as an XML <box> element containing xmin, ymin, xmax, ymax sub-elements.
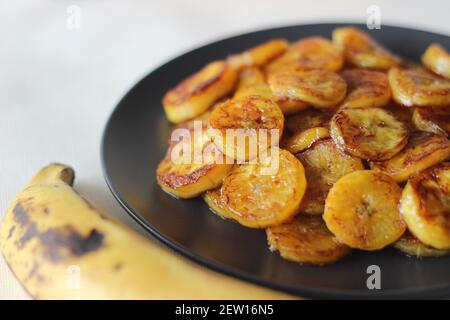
<box><xmin>384</xmin><ymin>103</ymin><xmax>414</xmax><ymax>131</ymax></box>
<box><xmin>393</xmin><ymin>231</ymin><xmax>450</xmax><ymax>258</ymax></box>
<box><xmin>422</xmin><ymin>43</ymin><xmax>450</xmax><ymax>79</ymax></box>
<box><xmin>324</xmin><ymin>170</ymin><xmax>406</xmax><ymax>250</ymax></box>
<box><xmin>204</xmin><ymin>187</ymin><xmax>235</xmax><ymax>220</ymax></box>
<box><xmin>340</xmin><ymin>69</ymin><xmax>391</xmax><ymax>108</ymax></box>
<box><xmin>332</xmin><ymin>27</ymin><xmax>402</xmax><ymax>70</ymax></box>
<box><xmin>228</xmin><ymin>39</ymin><xmax>289</xmax><ymax>71</ymax></box>
<box><xmin>370</xmin><ymin>132</ymin><xmax>450</xmax><ymax>182</ymax></box>
<box><xmin>296</xmin><ymin>139</ymin><xmax>364</xmax><ymax>215</ymax></box>
<box><xmin>283</xmin><ymin>127</ymin><xmax>330</xmax><ymax>154</ymax></box>
<box><xmin>413</xmin><ymin>107</ymin><xmax>450</xmax><ymax>137</ymax></box>
<box><xmin>220</xmin><ymin>148</ymin><xmax>307</xmax><ymax>228</ymax></box>
<box><xmin>156</xmin><ymin>126</ymin><xmax>233</xmax><ymax>198</ymax></box>
<box><xmin>268</xmin><ymin>66</ymin><xmax>347</xmax><ymax>109</ymax></box>
<box><xmin>330</xmin><ymin>107</ymin><xmax>408</xmax><ymax>161</ymax></box>
<box><xmin>163</xmin><ymin>60</ymin><xmax>237</xmax><ymax>123</ymax></box>
<box><xmin>400</xmin><ymin>163</ymin><xmax>450</xmax><ymax>249</ymax></box>
<box><xmin>388</xmin><ymin>67</ymin><xmax>450</xmax><ymax>107</ymax></box>
<box><xmin>285</xmin><ymin>109</ymin><xmax>332</xmax><ymax>133</ymax></box>
<box><xmin>208</xmin><ymin>95</ymin><xmax>284</xmax><ymax>161</ymax></box>
<box><xmin>233</xmin><ymin>67</ymin><xmax>306</xmax><ymax>114</ymax></box>
<box><xmin>233</xmin><ymin>67</ymin><xmax>273</xmax><ymax>99</ymax></box>
<box><xmin>265</xmin><ymin>36</ymin><xmax>344</xmax><ymax>74</ymax></box>
<box><xmin>266</xmin><ymin>215</ymin><xmax>351</xmax><ymax>265</ymax></box>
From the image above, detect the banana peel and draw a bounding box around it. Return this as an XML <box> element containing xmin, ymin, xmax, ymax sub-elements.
<box><xmin>0</xmin><ymin>164</ymin><xmax>294</xmax><ymax>299</ymax></box>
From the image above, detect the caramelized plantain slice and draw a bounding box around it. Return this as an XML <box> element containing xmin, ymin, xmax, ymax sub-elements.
<box><xmin>370</xmin><ymin>131</ymin><xmax>450</xmax><ymax>182</ymax></box>
<box><xmin>233</xmin><ymin>67</ymin><xmax>273</xmax><ymax>100</ymax></box>
<box><xmin>393</xmin><ymin>230</ymin><xmax>450</xmax><ymax>258</ymax></box>
<box><xmin>400</xmin><ymin>163</ymin><xmax>450</xmax><ymax>249</ymax></box>
<box><xmin>267</xmin><ymin>215</ymin><xmax>351</xmax><ymax>265</ymax></box>
<box><xmin>422</xmin><ymin>43</ymin><xmax>450</xmax><ymax>79</ymax></box>
<box><xmin>228</xmin><ymin>39</ymin><xmax>289</xmax><ymax>71</ymax></box>
<box><xmin>156</xmin><ymin>125</ymin><xmax>233</xmax><ymax>198</ymax></box>
<box><xmin>296</xmin><ymin>139</ymin><xmax>364</xmax><ymax>215</ymax></box>
<box><xmin>208</xmin><ymin>95</ymin><xmax>284</xmax><ymax>161</ymax></box>
<box><xmin>265</xmin><ymin>36</ymin><xmax>344</xmax><ymax>74</ymax></box>
<box><xmin>413</xmin><ymin>107</ymin><xmax>450</xmax><ymax>137</ymax></box>
<box><xmin>163</xmin><ymin>60</ymin><xmax>237</xmax><ymax>123</ymax></box>
<box><xmin>283</xmin><ymin>127</ymin><xmax>330</xmax><ymax>154</ymax></box>
<box><xmin>332</xmin><ymin>27</ymin><xmax>402</xmax><ymax>70</ymax></box>
<box><xmin>324</xmin><ymin>170</ymin><xmax>406</xmax><ymax>250</ymax></box>
<box><xmin>204</xmin><ymin>187</ymin><xmax>235</xmax><ymax>220</ymax></box>
<box><xmin>268</xmin><ymin>66</ymin><xmax>347</xmax><ymax>109</ymax></box>
<box><xmin>220</xmin><ymin>148</ymin><xmax>307</xmax><ymax>228</ymax></box>
<box><xmin>285</xmin><ymin>108</ymin><xmax>332</xmax><ymax>133</ymax></box>
<box><xmin>330</xmin><ymin>107</ymin><xmax>409</xmax><ymax>161</ymax></box>
<box><xmin>340</xmin><ymin>69</ymin><xmax>391</xmax><ymax>108</ymax></box>
<box><xmin>388</xmin><ymin>67</ymin><xmax>450</xmax><ymax>107</ymax></box>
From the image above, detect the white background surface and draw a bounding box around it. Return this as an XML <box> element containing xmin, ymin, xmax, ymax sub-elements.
<box><xmin>1</xmin><ymin>0</ymin><xmax>449</xmax><ymax>300</ymax></box>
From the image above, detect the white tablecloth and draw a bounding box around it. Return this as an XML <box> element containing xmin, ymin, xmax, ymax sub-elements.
<box><xmin>1</xmin><ymin>0</ymin><xmax>449</xmax><ymax>299</ymax></box>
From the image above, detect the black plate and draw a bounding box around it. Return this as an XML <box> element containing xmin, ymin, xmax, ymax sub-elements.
<box><xmin>102</xmin><ymin>23</ymin><xmax>450</xmax><ymax>299</ymax></box>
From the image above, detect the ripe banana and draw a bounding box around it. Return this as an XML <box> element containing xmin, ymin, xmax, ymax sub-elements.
<box><xmin>0</xmin><ymin>164</ymin><xmax>293</xmax><ymax>299</ymax></box>
<box><xmin>208</xmin><ymin>95</ymin><xmax>284</xmax><ymax>161</ymax></box>
<box><xmin>340</xmin><ymin>69</ymin><xmax>391</xmax><ymax>109</ymax></box>
<box><xmin>203</xmin><ymin>187</ymin><xmax>235</xmax><ymax>221</ymax></box>
<box><xmin>219</xmin><ymin>148</ymin><xmax>307</xmax><ymax>228</ymax></box>
<box><xmin>332</xmin><ymin>27</ymin><xmax>402</xmax><ymax>70</ymax></box>
<box><xmin>330</xmin><ymin>107</ymin><xmax>409</xmax><ymax>161</ymax></box>
<box><xmin>388</xmin><ymin>67</ymin><xmax>450</xmax><ymax>107</ymax></box>
<box><xmin>163</xmin><ymin>60</ymin><xmax>237</xmax><ymax>123</ymax></box>
<box><xmin>400</xmin><ymin>162</ymin><xmax>450</xmax><ymax>250</ymax></box>
<box><xmin>268</xmin><ymin>66</ymin><xmax>347</xmax><ymax>109</ymax></box>
<box><xmin>296</xmin><ymin>139</ymin><xmax>364</xmax><ymax>215</ymax></box>
<box><xmin>413</xmin><ymin>107</ymin><xmax>450</xmax><ymax>137</ymax></box>
<box><xmin>157</xmin><ymin>124</ymin><xmax>233</xmax><ymax>198</ymax></box>
<box><xmin>266</xmin><ymin>215</ymin><xmax>351</xmax><ymax>266</ymax></box>
<box><xmin>265</xmin><ymin>36</ymin><xmax>344</xmax><ymax>74</ymax></box>
<box><xmin>393</xmin><ymin>231</ymin><xmax>450</xmax><ymax>258</ymax></box>
<box><xmin>422</xmin><ymin>43</ymin><xmax>450</xmax><ymax>79</ymax></box>
<box><xmin>324</xmin><ymin>170</ymin><xmax>406</xmax><ymax>251</ymax></box>
<box><xmin>370</xmin><ymin>131</ymin><xmax>450</xmax><ymax>182</ymax></box>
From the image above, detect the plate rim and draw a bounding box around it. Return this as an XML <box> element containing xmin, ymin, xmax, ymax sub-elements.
<box><xmin>101</xmin><ymin>22</ymin><xmax>450</xmax><ymax>299</ymax></box>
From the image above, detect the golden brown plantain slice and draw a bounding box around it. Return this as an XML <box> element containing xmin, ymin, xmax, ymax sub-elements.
<box><xmin>324</xmin><ymin>170</ymin><xmax>406</xmax><ymax>250</ymax></box>
<box><xmin>332</xmin><ymin>27</ymin><xmax>402</xmax><ymax>70</ymax></box>
<box><xmin>208</xmin><ymin>95</ymin><xmax>284</xmax><ymax>161</ymax></box>
<box><xmin>285</xmin><ymin>109</ymin><xmax>332</xmax><ymax>133</ymax></box>
<box><xmin>340</xmin><ymin>69</ymin><xmax>391</xmax><ymax>108</ymax></box>
<box><xmin>233</xmin><ymin>67</ymin><xmax>273</xmax><ymax>100</ymax></box>
<box><xmin>220</xmin><ymin>148</ymin><xmax>307</xmax><ymax>228</ymax></box>
<box><xmin>268</xmin><ymin>66</ymin><xmax>347</xmax><ymax>109</ymax></box>
<box><xmin>384</xmin><ymin>103</ymin><xmax>414</xmax><ymax>131</ymax></box>
<box><xmin>228</xmin><ymin>39</ymin><xmax>289</xmax><ymax>71</ymax></box>
<box><xmin>265</xmin><ymin>36</ymin><xmax>344</xmax><ymax>74</ymax></box>
<box><xmin>266</xmin><ymin>215</ymin><xmax>351</xmax><ymax>265</ymax></box>
<box><xmin>204</xmin><ymin>187</ymin><xmax>235</xmax><ymax>220</ymax></box>
<box><xmin>283</xmin><ymin>127</ymin><xmax>330</xmax><ymax>154</ymax></box>
<box><xmin>330</xmin><ymin>107</ymin><xmax>409</xmax><ymax>161</ymax></box>
<box><xmin>388</xmin><ymin>67</ymin><xmax>450</xmax><ymax>107</ymax></box>
<box><xmin>413</xmin><ymin>107</ymin><xmax>450</xmax><ymax>137</ymax></box>
<box><xmin>400</xmin><ymin>163</ymin><xmax>450</xmax><ymax>249</ymax></box>
<box><xmin>393</xmin><ymin>230</ymin><xmax>450</xmax><ymax>258</ymax></box>
<box><xmin>296</xmin><ymin>139</ymin><xmax>364</xmax><ymax>215</ymax></box>
<box><xmin>370</xmin><ymin>131</ymin><xmax>450</xmax><ymax>182</ymax></box>
<box><xmin>422</xmin><ymin>43</ymin><xmax>450</xmax><ymax>79</ymax></box>
<box><xmin>163</xmin><ymin>60</ymin><xmax>237</xmax><ymax>123</ymax></box>
<box><xmin>156</xmin><ymin>125</ymin><xmax>233</xmax><ymax>198</ymax></box>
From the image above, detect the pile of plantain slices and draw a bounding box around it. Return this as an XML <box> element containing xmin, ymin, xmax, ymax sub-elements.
<box><xmin>157</xmin><ymin>27</ymin><xmax>450</xmax><ymax>266</ymax></box>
